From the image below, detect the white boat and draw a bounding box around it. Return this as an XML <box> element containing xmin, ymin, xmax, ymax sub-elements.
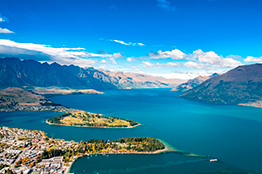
<box><xmin>210</xmin><ymin>159</ymin><xmax>218</xmax><ymax>162</ymax></box>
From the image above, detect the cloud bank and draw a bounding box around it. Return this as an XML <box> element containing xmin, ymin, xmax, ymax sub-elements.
<box><xmin>145</xmin><ymin>49</ymin><xmax>243</xmax><ymax>70</ymax></box>
<box><xmin>244</xmin><ymin>56</ymin><xmax>262</xmax><ymax>63</ymax></box>
<box><xmin>0</xmin><ymin>39</ymin><xmax>122</xmax><ymax>67</ymax></box>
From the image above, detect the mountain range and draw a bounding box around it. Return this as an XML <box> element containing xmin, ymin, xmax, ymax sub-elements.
<box><xmin>180</xmin><ymin>64</ymin><xmax>262</xmax><ymax>107</ymax></box>
<box><xmin>0</xmin><ymin>57</ymin><xmax>182</xmax><ymax>90</ymax></box>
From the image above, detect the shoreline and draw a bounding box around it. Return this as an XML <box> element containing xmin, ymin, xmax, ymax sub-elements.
<box><xmin>68</xmin><ymin>139</ymin><xmax>210</xmax><ymax>173</ymax></box>
<box><xmin>157</xmin><ymin>139</ymin><xmax>209</xmax><ymax>158</ymax></box>
<box><xmin>68</xmin><ymin>139</ymin><xmax>173</xmax><ymax>173</ymax></box>
<box><xmin>45</xmin><ymin>120</ymin><xmax>141</xmax><ymax>129</ymax></box>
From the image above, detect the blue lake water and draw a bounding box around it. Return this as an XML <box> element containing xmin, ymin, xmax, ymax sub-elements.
<box><xmin>1</xmin><ymin>89</ymin><xmax>262</xmax><ymax>173</ymax></box>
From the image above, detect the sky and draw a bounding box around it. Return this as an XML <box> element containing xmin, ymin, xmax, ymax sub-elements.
<box><xmin>0</xmin><ymin>0</ymin><xmax>262</xmax><ymax>79</ymax></box>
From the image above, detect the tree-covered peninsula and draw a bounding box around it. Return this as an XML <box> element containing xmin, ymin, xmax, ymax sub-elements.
<box><xmin>42</xmin><ymin>137</ymin><xmax>166</xmax><ymax>164</ymax></box>
<box><xmin>47</xmin><ymin>111</ymin><xmax>139</xmax><ymax>128</ymax></box>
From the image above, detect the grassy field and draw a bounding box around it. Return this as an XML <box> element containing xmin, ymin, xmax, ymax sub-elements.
<box><xmin>47</xmin><ymin>111</ymin><xmax>139</xmax><ymax>128</ymax></box>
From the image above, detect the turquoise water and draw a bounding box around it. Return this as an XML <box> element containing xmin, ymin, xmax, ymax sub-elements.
<box><xmin>70</xmin><ymin>153</ymin><xmax>246</xmax><ymax>174</ymax></box>
<box><xmin>1</xmin><ymin>89</ymin><xmax>262</xmax><ymax>173</ymax></box>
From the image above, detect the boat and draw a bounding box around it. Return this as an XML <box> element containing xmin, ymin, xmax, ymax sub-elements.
<box><xmin>209</xmin><ymin>159</ymin><xmax>218</xmax><ymax>162</ymax></box>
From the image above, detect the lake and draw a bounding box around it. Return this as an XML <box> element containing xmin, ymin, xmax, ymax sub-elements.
<box><xmin>1</xmin><ymin>89</ymin><xmax>262</xmax><ymax>173</ymax></box>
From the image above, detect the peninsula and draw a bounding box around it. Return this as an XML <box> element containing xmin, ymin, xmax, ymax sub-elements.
<box><xmin>46</xmin><ymin>111</ymin><xmax>139</xmax><ymax>128</ymax></box>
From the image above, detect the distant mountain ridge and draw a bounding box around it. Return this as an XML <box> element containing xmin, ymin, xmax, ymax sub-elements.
<box><xmin>180</xmin><ymin>64</ymin><xmax>262</xmax><ymax>106</ymax></box>
<box><xmin>0</xmin><ymin>57</ymin><xmax>181</xmax><ymax>90</ymax></box>
<box><xmin>102</xmin><ymin>71</ymin><xmax>183</xmax><ymax>89</ymax></box>
<box><xmin>171</xmin><ymin>73</ymin><xmax>220</xmax><ymax>92</ymax></box>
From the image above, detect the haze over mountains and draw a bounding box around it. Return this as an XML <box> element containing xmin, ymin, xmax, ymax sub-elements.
<box><xmin>180</xmin><ymin>64</ymin><xmax>262</xmax><ymax>107</ymax></box>
<box><xmin>102</xmin><ymin>71</ymin><xmax>183</xmax><ymax>89</ymax></box>
<box><xmin>0</xmin><ymin>57</ymin><xmax>182</xmax><ymax>90</ymax></box>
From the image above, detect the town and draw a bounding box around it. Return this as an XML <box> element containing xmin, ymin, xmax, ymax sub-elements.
<box><xmin>0</xmin><ymin>127</ymin><xmax>166</xmax><ymax>174</ymax></box>
<box><xmin>0</xmin><ymin>105</ymin><xmax>81</xmax><ymax>113</ymax></box>
<box><xmin>0</xmin><ymin>127</ymin><xmax>73</xmax><ymax>174</ymax></box>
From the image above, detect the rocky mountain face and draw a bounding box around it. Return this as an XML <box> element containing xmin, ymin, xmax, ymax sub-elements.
<box><xmin>180</xmin><ymin>64</ymin><xmax>262</xmax><ymax>106</ymax></box>
<box><xmin>0</xmin><ymin>57</ymin><xmax>117</xmax><ymax>90</ymax></box>
<box><xmin>0</xmin><ymin>57</ymin><xmax>181</xmax><ymax>90</ymax></box>
<box><xmin>171</xmin><ymin>73</ymin><xmax>219</xmax><ymax>92</ymax></box>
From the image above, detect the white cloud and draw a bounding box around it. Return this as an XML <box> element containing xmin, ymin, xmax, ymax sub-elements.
<box><xmin>219</xmin><ymin>58</ymin><xmax>242</xmax><ymax>68</ymax></box>
<box><xmin>127</xmin><ymin>57</ymin><xmax>133</xmax><ymax>62</ymax></box>
<box><xmin>187</xmin><ymin>49</ymin><xmax>243</xmax><ymax>69</ymax></box>
<box><xmin>142</xmin><ymin>61</ymin><xmax>179</xmax><ymax>68</ymax></box>
<box><xmin>0</xmin><ymin>15</ymin><xmax>7</xmax><ymax>22</ymax></box>
<box><xmin>244</xmin><ymin>56</ymin><xmax>262</xmax><ymax>63</ymax></box>
<box><xmin>142</xmin><ymin>61</ymin><xmax>153</xmax><ymax>67</ymax></box>
<box><xmin>110</xmin><ymin>39</ymin><xmax>145</xmax><ymax>46</ymax></box>
<box><xmin>184</xmin><ymin>61</ymin><xmax>204</xmax><ymax>69</ymax></box>
<box><xmin>0</xmin><ymin>28</ymin><xmax>14</xmax><ymax>33</ymax></box>
<box><xmin>112</xmin><ymin>53</ymin><xmax>123</xmax><ymax>58</ymax></box>
<box><xmin>0</xmin><ymin>39</ymin><xmax>123</xmax><ymax>67</ymax></box>
<box><xmin>113</xmin><ymin>40</ymin><xmax>129</xmax><ymax>45</ymax></box>
<box><xmin>156</xmin><ymin>62</ymin><xmax>179</xmax><ymax>67</ymax></box>
<box><xmin>137</xmin><ymin>43</ymin><xmax>145</xmax><ymax>46</ymax></box>
<box><xmin>192</xmin><ymin>49</ymin><xmax>220</xmax><ymax>64</ymax></box>
<box><xmin>157</xmin><ymin>0</ymin><xmax>176</xmax><ymax>11</ymax></box>
<box><xmin>101</xmin><ymin>59</ymin><xmax>107</xmax><ymax>63</ymax></box>
<box><xmin>149</xmin><ymin>49</ymin><xmax>186</xmax><ymax>60</ymax></box>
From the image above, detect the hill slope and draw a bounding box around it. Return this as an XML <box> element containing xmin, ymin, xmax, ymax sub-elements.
<box><xmin>0</xmin><ymin>87</ymin><xmax>48</xmax><ymax>107</ymax></box>
<box><xmin>171</xmin><ymin>73</ymin><xmax>219</xmax><ymax>92</ymax></box>
<box><xmin>180</xmin><ymin>64</ymin><xmax>262</xmax><ymax>106</ymax></box>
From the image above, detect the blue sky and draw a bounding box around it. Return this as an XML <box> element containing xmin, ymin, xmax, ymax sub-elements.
<box><xmin>0</xmin><ymin>0</ymin><xmax>262</xmax><ymax>79</ymax></box>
